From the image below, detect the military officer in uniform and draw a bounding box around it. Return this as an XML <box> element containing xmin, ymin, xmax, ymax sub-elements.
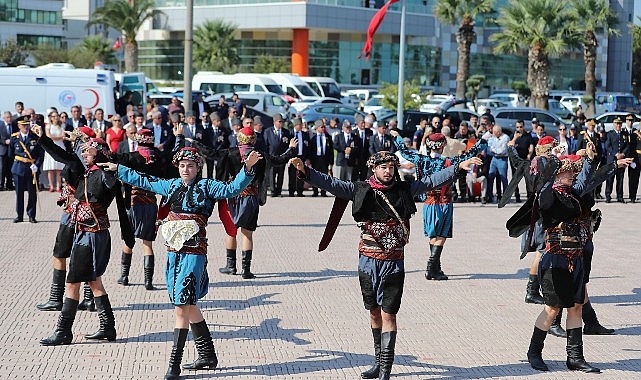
<box><xmin>624</xmin><ymin>114</ymin><xmax>640</xmax><ymax>202</ymax></box>
<box><xmin>604</xmin><ymin>117</ymin><xmax>629</xmax><ymax>203</ymax></box>
<box><xmin>576</xmin><ymin>118</ymin><xmax>604</xmax><ymax>198</ymax></box>
<box><xmin>9</xmin><ymin>116</ymin><xmax>44</xmax><ymax>223</ymax></box>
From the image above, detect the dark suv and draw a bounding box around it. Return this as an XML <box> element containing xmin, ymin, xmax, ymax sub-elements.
<box><xmin>379</xmin><ymin>108</ymin><xmax>479</xmax><ymax>138</ymax></box>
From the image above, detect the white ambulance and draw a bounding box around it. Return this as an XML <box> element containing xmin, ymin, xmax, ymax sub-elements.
<box><xmin>0</xmin><ymin>65</ymin><xmax>117</xmax><ymax>116</ymax></box>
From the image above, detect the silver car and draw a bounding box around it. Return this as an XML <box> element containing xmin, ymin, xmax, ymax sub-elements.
<box><xmin>492</xmin><ymin>107</ymin><xmax>565</xmax><ymax>137</ymax></box>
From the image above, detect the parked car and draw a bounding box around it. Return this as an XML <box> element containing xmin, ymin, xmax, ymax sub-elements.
<box><xmin>362</xmin><ymin>95</ymin><xmax>389</xmax><ymax>118</ymax></box>
<box><xmin>489</xmin><ymin>93</ymin><xmax>521</xmax><ymax>107</ymax></box>
<box><xmin>149</xmin><ymin>94</ymin><xmax>178</xmax><ymax>107</ymax></box>
<box><xmin>288</xmin><ymin>97</ymin><xmax>344</xmax><ymax>117</ymax></box>
<box><xmin>559</xmin><ymin>95</ymin><xmax>586</xmax><ymax>114</ymax></box>
<box><xmin>594</xmin><ymin>112</ymin><xmax>641</xmax><ymax>132</ymax></box>
<box><xmin>419</xmin><ymin>94</ymin><xmax>452</xmax><ymax>113</ymax></box>
<box><xmin>204</xmin><ymin>91</ymin><xmax>289</xmax><ymax>116</ymax></box>
<box><xmin>492</xmin><ymin>107</ymin><xmax>565</xmax><ymax>137</ymax></box>
<box><xmin>467</xmin><ymin>98</ymin><xmax>508</xmax><ymax>114</ymax></box>
<box><xmin>548</xmin><ymin>99</ymin><xmax>573</xmax><ymax>120</ymax></box>
<box><xmin>297</xmin><ymin>104</ymin><xmax>366</xmax><ymax>125</ymax></box>
<box><xmin>595</xmin><ymin>93</ymin><xmax>641</xmax><ymax>115</ymax></box>
<box><xmin>378</xmin><ymin>108</ymin><xmax>479</xmax><ymax>138</ymax></box>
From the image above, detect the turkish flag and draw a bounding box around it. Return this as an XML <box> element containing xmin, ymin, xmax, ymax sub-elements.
<box><xmin>112</xmin><ymin>38</ymin><xmax>121</xmax><ymax>50</ymax></box>
<box><xmin>358</xmin><ymin>0</ymin><xmax>399</xmax><ymax>61</ymax></box>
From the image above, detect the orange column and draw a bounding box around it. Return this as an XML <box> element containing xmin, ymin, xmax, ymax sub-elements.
<box><xmin>292</xmin><ymin>28</ymin><xmax>309</xmax><ymax>76</ymax></box>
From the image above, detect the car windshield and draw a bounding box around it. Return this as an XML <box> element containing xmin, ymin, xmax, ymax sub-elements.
<box><xmin>366</xmin><ymin>97</ymin><xmax>381</xmax><ymax>106</ymax></box>
<box><xmin>265</xmin><ymin>84</ymin><xmax>285</xmax><ymax>95</ymax></box>
<box><xmin>617</xmin><ymin>96</ymin><xmax>637</xmax><ymax>106</ymax></box>
<box><xmin>297</xmin><ymin>85</ymin><xmax>318</xmax><ymax>97</ymax></box>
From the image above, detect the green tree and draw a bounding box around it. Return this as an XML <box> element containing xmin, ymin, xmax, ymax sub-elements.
<box><xmin>466</xmin><ymin>74</ymin><xmax>485</xmax><ymax>111</ymax></box>
<box><xmin>0</xmin><ymin>40</ymin><xmax>28</xmax><ymax>66</ymax></box>
<box><xmin>434</xmin><ymin>0</ymin><xmax>495</xmax><ymax>100</ymax></box>
<box><xmin>81</xmin><ymin>36</ymin><xmax>118</xmax><ymax>65</ymax></box>
<box><xmin>490</xmin><ymin>0</ymin><xmax>580</xmax><ymax>109</ymax></box>
<box><xmin>569</xmin><ymin>0</ymin><xmax>619</xmax><ymax>116</ymax></box>
<box><xmin>379</xmin><ymin>81</ymin><xmax>425</xmax><ymax>111</ymax></box>
<box><xmin>31</xmin><ymin>45</ymin><xmax>69</xmax><ymax>66</ymax></box>
<box><xmin>87</xmin><ymin>0</ymin><xmax>163</xmax><ymax>72</ymax></box>
<box><xmin>253</xmin><ymin>54</ymin><xmax>290</xmax><ymax>73</ymax></box>
<box><xmin>193</xmin><ymin>20</ymin><xmax>239</xmax><ymax>73</ymax></box>
<box><xmin>511</xmin><ymin>80</ymin><xmax>531</xmax><ymax>104</ymax></box>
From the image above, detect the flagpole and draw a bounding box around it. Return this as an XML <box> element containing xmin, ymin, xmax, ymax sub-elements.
<box><xmin>396</xmin><ymin>0</ymin><xmax>405</xmax><ymax>130</ymax></box>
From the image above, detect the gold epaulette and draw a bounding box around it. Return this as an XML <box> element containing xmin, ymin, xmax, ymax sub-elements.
<box><xmin>580</xmin><ymin>130</ymin><xmax>586</xmax><ymax>135</ymax></box>
<box><xmin>11</xmin><ymin>132</ymin><xmax>19</xmax><ymax>137</ymax></box>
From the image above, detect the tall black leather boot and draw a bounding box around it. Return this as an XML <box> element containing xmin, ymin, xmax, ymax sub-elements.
<box><xmin>582</xmin><ymin>301</ymin><xmax>615</xmax><ymax>335</ymax></box>
<box><xmin>361</xmin><ymin>327</ymin><xmax>381</xmax><ymax>379</ymax></box>
<box><xmin>524</xmin><ymin>275</ymin><xmax>544</xmax><ymax>304</ymax></box>
<box><xmin>566</xmin><ymin>328</ymin><xmax>600</xmax><ymax>373</ymax></box>
<box><xmin>378</xmin><ymin>331</ymin><xmax>396</xmax><ymax>380</ymax></box>
<box><xmin>425</xmin><ymin>245</ymin><xmax>448</xmax><ymax>280</ymax></box>
<box><xmin>548</xmin><ymin>311</ymin><xmax>566</xmax><ymax>337</ymax></box>
<box><xmin>144</xmin><ymin>255</ymin><xmax>155</xmax><ymax>290</ymax></box>
<box><xmin>40</xmin><ymin>298</ymin><xmax>78</xmax><ymax>346</ymax></box>
<box><xmin>165</xmin><ymin>328</ymin><xmax>188</xmax><ymax>380</ymax></box>
<box><xmin>240</xmin><ymin>250</ymin><xmax>255</xmax><ymax>279</ymax></box>
<box><xmin>182</xmin><ymin>320</ymin><xmax>218</xmax><ymax>371</ymax></box>
<box><xmin>526</xmin><ymin>326</ymin><xmax>549</xmax><ymax>371</ymax></box>
<box><xmin>219</xmin><ymin>249</ymin><xmax>237</xmax><ymax>275</ymax></box>
<box><xmin>37</xmin><ymin>269</ymin><xmax>65</xmax><ymax>311</ymax></box>
<box><xmin>85</xmin><ymin>295</ymin><xmax>116</xmax><ymax>341</ymax></box>
<box><xmin>117</xmin><ymin>252</ymin><xmax>132</xmax><ymax>286</ymax></box>
<box><xmin>77</xmin><ymin>282</ymin><xmax>96</xmax><ymax>311</ymax></box>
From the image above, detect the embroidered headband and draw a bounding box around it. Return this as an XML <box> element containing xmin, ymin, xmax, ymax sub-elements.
<box><xmin>172</xmin><ymin>147</ymin><xmax>204</xmax><ymax>168</ymax></box>
<box><xmin>535</xmin><ymin>136</ymin><xmax>557</xmax><ymax>155</ymax></box>
<box><xmin>426</xmin><ymin>133</ymin><xmax>447</xmax><ymax>150</ymax></box>
<box><xmin>557</xmin><ymin>154</ymin><xmax>583</xmax><ymax>174</ymax></box>
<box><xmin>135</xmin><ymin>129</ymin><xmax>155</xmax><ymax>146</ymax></box>
<box><xmin>367</xmin><ymin>151</ymin><xmax>399</xmax><ymax>168</ymax></box>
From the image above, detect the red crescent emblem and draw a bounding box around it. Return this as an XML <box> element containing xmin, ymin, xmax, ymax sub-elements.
<box><xmin>84</xmin><ymin>89</ymin><xmax>100</xmax><ymax>109</ymax></box>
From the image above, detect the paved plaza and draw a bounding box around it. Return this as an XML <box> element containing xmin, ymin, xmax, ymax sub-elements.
<box><xmin>0</xmin><ymin>187</ymin><xmax>639</xmax><ymax>379</ymax></box>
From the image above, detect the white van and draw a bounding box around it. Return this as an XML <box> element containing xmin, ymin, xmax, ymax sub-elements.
<box><xmin>301</xmin><ymin>76</ymin><xmax>341</xmax><ymax>99</ymax></box>
<box><xmin>268</xmin><ymin>73</ymin><xmax>320</xmax><ymax>101</ymax></box>
<box><xmin>204</xmin><ymin>91</ymin><xmax>288</xmax><ymax>116</ymax></box>
<box><xmin>0</xmin><ymin>66</ymin><xmax>116</xmax><ymax>116</ymax></box>
<box><xmin>193</xmin><ymin>72</ymin><xmax>285</xmax><ymax>96</ymax></box>
<box><xmin>114</xmin><ymin>72</ymin><xmax>150</xmax><ymax>108</ymax></box>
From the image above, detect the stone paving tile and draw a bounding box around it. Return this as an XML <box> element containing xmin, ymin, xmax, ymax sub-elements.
<box><xmin>0</xmin><ymin>188</ymin><xmax>639</xmax><ymax>379</ymax></box>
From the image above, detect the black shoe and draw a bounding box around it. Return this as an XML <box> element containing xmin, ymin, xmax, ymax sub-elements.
<box><xmin>548</xmin><ymin>324</ymin><xmax>567</xmax><ymax>338</ymax></box>
<box><xmin>320</xmin><ymin>192</ymin><xmax>327</xmax><ymax>197</ymax></box>
<box><xmin>312</xmin><ymin>193</ymin><xmax>318</xmax><ymax>197</ymax></box>
<box><xmin>617</xmin><ymin>198</ymin><xmax>625</xmax><ymax>203</ymax></box>
<box><xmin>13</xmin><ymin>217</ymin><xmax>23</xmax><ymax>223</ymax></box>
<box><xmin>583</xmin><ymin>324</ymin><xmax>615</xmax><ymax>335</ymax></box>
<box><xmin>631</xmin><ymin>199</ymin><xmax>637</xmax><ymax>203</ymax></box>
<box><xmin>296</xmin><ymin>193</ymin><xmax>305</xmax><ymax>197</ymax></box>
<box><xmin>29</xmin><ymin>217</ymin><xmax>38</xmax><ymax>223</ymax></box>
<box><xmin>481</xmin><ymin>198</ymin><xmax>487</xmax><ymax>205</ymax></box>
<box><xmin>289</xmin><ymin>193</ymin><xmax>295</xmax><ymax>197</ymax></box>
<box><xmin>594</xmin><ymin>193</ymin><xmax>603</xmax><ymax>199</ymax></box>
<box><xmin>6</xmin><ymin>186</ymin><xmax>14</xmax><ymax>191</ymax></box>
<box><xmin>605</xmin><ymin>198</ymin><xmax>611</xmax><ymax>203</ymax></box>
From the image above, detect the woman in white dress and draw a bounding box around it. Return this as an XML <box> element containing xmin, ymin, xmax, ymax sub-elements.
<box><xmin>43</xmin><ymin>111</ymin><xmax>66</xmax><ymax>192</ymax></box>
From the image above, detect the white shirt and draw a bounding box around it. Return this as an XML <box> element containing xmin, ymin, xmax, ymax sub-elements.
<box><xmin>316</xmin><ymin>133</ymin><xmax>326</xmax><ymax>155</ymax></box>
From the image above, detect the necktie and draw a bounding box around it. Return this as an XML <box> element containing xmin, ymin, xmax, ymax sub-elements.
<box><xmin>380</xmin><ymin>135</ymin><xmax>383</xmax><ymax>146</ymax></box>
<box><xmin>277</xmin><ymin>129</ymin><xmax>281</xmax><ymax>140</ymax></box>
<box><xmin>131</xmin><ymin>141</ymin><xmax>135</xmax><ymax>152</ymax></box>
<box><xmin>361</xmin><ymin>131</ymin><xmax>365</xmax><ymax>147</ymax></box>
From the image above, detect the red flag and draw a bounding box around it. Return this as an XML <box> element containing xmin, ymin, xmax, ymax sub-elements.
<box><xmin>359</xmin><ymin>0</ymin><xmax>400</xmax><ymax>61</ymax></box>
<box><xmin>112</xmin><ymin>38</ymin><xmax>121</xmax><ymax>50</ymax></box>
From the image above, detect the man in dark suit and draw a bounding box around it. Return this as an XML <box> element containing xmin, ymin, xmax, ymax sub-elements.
<box><xmin>333</xmin><ymin>120</ymin><xmax>355</xmax><ymax>181</ymax></box>
<box><xmin>624</xmin><ymin>114</ymin><xmax>640</xmax><ymax>202</ymax></box>
<box><xmin>65</xmin><ymin>105</ymin><xmax>87</xmax><ymax>130</ymax></box>
<box><xmin>9</xmin><ymin>116</ymin><xmax>44</xmax><ymax>223</ymax></box>
<box><xmin>368</xmin><ymin>121</ymin><xmax>395</xmax><ymax>156</ymax></box>
<box><xmin>89</xmin><ymin>108</ymin><xmax>112</xmax><ymax>136</ymax></box>
<box><xmin>182</xmin><ymin>111</ymin><xmax>204</xmax><ymax>147</ymax></box>
<box><xmin>117</xmin><ymin>125</ymin><xmax>139</xmax><ymax>154</ymax></box>
<box><xmin>351</xmin><ymin>114</ymin><xmax>373</xmax><ymax>181</ymax></box>
<box><xmin>220</xmin><ymin>107</ymin><xmax>238</xmax><ymax>131</ymax></box>
<box><xmin>264</xmin><ymin>113</ymin><xmax>291</xmax><ymax>197</ymax></box>
<box><xmin>1</xmin><ymin>111</ymin><xmax>16</xmax><ymax>190</ymax></box>
<box><xmin>308</xmin><ymin>119</ymin><xmax>334</xmax><ymax>196</ymax></box>
<box><xmin>253</xmin><ymin>115</ymin><xmax>267</xmax><ymax>152</ymax></box>
<box><xmin>202</xmin><ymin>113</ymin><xmax>230</xmax><ymax>179</ymax></box>
<box><xmin>288</xmin><ymin>118</ymin><xmax>310</xmax><ymax>196</ymax></box>
<box><xmin>604</xmin><ymin>117</ymin><xmax>629</xmax><ymax>203</ymax></box>
<box><xmin>192</xmin><ymin>92</ymin><xmax>212</xmax><ymax>118</ymax></box>
<box><xmin>145</xmin><ymin>110</ymin><xmax>174</xmax><ymax>156</ymax></box>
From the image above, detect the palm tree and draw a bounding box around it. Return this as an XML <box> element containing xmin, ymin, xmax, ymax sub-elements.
<box><xmin>434</xmin><ymin>0</ymin><xmax>495</xmax><ymax>101</ymax></box>
<box><xmin>569</xmin><ymin>0</ymin><xmax>619</xmax><ymax>116</ymax></box>
<box><xmin>631</xmin><ymin>18</ymin><xmax>641</xmax><ymax>96</ymax></box>
<box><xmin>490</xmin><ymin>0</ymin><xmax>580</xmax><ymax>109</ymax></box>
<box><xmin>81</xmin><ymin>36</ymin><xmax>117</xmax><ymax>65</ymax></box>
<box><xmin>193</xmin><ymin>20</ymin><xmax>239</xmax><ymax>73</ymax></box>
<box><xmin>87</xmin><ymin>0</ymin><xmax>163</xmax><ymax>73</ymax></box>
